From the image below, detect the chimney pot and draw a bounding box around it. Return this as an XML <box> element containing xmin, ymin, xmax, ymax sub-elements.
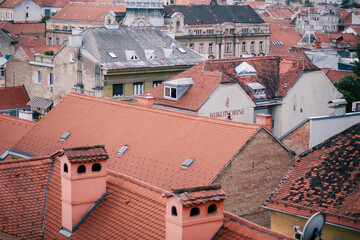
<box><xmin>137</xmin><ymin>93</ymin><xmax>154</xmax><ymax>107</ymax></box>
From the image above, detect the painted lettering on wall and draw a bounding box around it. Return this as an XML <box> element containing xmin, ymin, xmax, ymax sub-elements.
<box><xmin>209</xmin><ymin>109</ymin><xmax>245</xmax><ymax>118</ymax></box>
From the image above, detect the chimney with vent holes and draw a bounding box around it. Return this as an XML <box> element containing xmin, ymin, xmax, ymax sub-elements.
<box><xmin>165</xmin><ymin>184</ymin><xmax>225</xmax><ymax>240</ymax></box>
<box><xmin>59</xmin><ymin>145</ymin><xmax>108</xmax><ymax>235</ymax></box>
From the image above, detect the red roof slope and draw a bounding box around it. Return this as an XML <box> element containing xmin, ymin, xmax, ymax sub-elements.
<box><xmin>321</xmin><ymin>68</ymin><xmax>355</xmax><ymax>83</ymax></box>
<box><xmin>314</xmin><ymin>32</ymin><xmax>360</xmax><ymax>48</ymax></box>
<box><xmin>265</xmin><ymin>123</ymin><xmax>360</xmax><ymax>231</ymax></box>
<box><xmin>149</xmin><ymin>57</ymin><xmax>319</xmax><ymax>112</ymax></box>
<box><xmin>12</xmin><ymin>93</ymin><xmax>260</xmax><ymax>190</ymax></box>
<box><xmin>22</xmin><ymin>45</ymin><xmax>61</xmax><ymax>59</ymax></box>
<box><xmin>50</xmin><ymin>3</ymin><xmax>126</xmax><ymax>24</ymax></box>
<box><xmin>1</xmin><ymin>22</ymin><xmax>45</xmax><ymax>38</ymax></box>
<box><xmin>0</xmin><ymin>114</ymin><xmax>35</xmax><ymax>155</ymax></box>
<box><xmin>269</xmin><ymin>27</ymin><xmax>302</xmax><ymax>54</ymax></box>
<box><xmin>0</xmin><ymin>86</ymin><xmax>30</xmax><ymax>110</ymax></box>
<box><xmin>0</xmin><ymin>0</ymin><xmax>24</xmax><ymax>8</ymax></box>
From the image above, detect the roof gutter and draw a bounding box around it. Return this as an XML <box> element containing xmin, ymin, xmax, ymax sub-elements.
<box><xmin>262</xmin><ymin>205</ymin><xmax>360</xmax><ymax>233</ymax></box>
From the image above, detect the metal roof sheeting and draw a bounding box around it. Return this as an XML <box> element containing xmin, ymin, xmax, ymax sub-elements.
<box><xmin>27</xmin><ymin>97</ymin><xmax>53</xmax><ymax>109</ymax></box>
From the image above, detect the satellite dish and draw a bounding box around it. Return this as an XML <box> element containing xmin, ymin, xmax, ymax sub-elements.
<box><xmin>294</xmin><ymin>212</ymin><xmax>325</xmax><ymax>240</ymax></box>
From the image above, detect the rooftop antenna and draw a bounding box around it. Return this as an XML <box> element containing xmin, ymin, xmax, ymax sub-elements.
<box><xmin>294</xmin><ymin>212</ymin><xmax>325</xmax><ymax>240</ymax></box>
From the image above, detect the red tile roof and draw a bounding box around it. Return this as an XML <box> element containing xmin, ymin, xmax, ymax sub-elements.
<box><xmin>148</xmin><ymin>56</ymin><xmax>319</xmax><ymax>111</ymax></box>
<box><xmin>321</xmin><ymin>68</ymin><xmax>355</xmax><ymax>83</ymax></box>
<box><xmin>349</xmin><ymin>25</ymin><xmax>360</xmax><ymax>36</ymax></box>
<box><xmin>170</xmin><ymin>184</ymin><xmax>226</xmax><ymax>207</ymax></box>
<box><xmin>50</xmin><ymin>3</ymin><xmax>126</xmax><ymax>24</ymax></box>
<box><xmin>0</xmin><ymin>114</ymin><xmax>36</xmax><ymax>158</ymax></box>
<box><xmin>0</xmin><ymin>22</ymin><xmax>45</xmax><ymax>38</ymax></box>
<box><xmin>265</xmin><ymin>123</ymin><xmax>360</xmax><ymax>231</ymax></box>
<box><xmin>261</xmin><ymin>16</ymin><xmax>292</xmax><ymax>27</ymax></box>
<box><xmin>0</xmin><ymin>86</ymin><xmax>30</xmax><ymax>110</ymax></box>
<box><xmin>0</xmin><ymin>150</ymin><xmax>292</xmax><ymax>239</ymax></box>
<box><xmin>63</xmin><ymin>145</ymin><xmax>109</xmax><ymax>163</ymax></box>
<box><xmin>245</xmin><ymin>1</ymin><xmax>265</xmax><ymax>9</ymax></box>
<box><xmin>216</xmin><ymin>212</ymin><xmax>294</xmax><ymax>240</ymax></box>
<box><xmin>269</xmin><ymin>27</ymin><xmax>302</xmax><ymax>54</ymax></box>
<box><xmin>12</xmin><ymin>93</ymin><xmax>260</xmax><ymax>190</ymax></box>
<box><xmin>22</xmin><ymin>45</ymin><xmax>61</xmax><ymax>60</ymax></box>
<box><xmin>341</xmin><ymin>10</ymin><xmax>352</xmax><ymax>24</ymax></box>
<box><xmin>266</xmin><ymin>8</ymin><xmax>293</xmax><ymax>19</ymax></box>
<box><xmin>13</xmin><ymin>35</ymin><xmax>46</xmax><ymax>49</ymax></box>
<box><xmin>0</xmin><ymin>0</ymin><xmax>24</xmax><ymax>8</ymax></box>
<box><xmin>314</xmin><ymin>32</ymin><xmax>360</xmax><ymax>48</ymax></box>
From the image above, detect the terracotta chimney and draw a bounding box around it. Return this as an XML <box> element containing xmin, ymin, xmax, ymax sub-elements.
<box><xmin>59</xmin><ymin>145</ymin><xmax>108</xmax><ymax>235</ymax></box>
<box><xmin>255</xmin><ymin>113</ymin><xmax>272</xmax><ymax>131</ymax></box>
<box><xmin>137</xmin><ymin>93</ymin><xmax>154</xmax><ymax>107</ymax></box>
<box><xmin>165</xmin><ymin>184</ymin><xmax>226</xmax><ymax>240</ymax></box>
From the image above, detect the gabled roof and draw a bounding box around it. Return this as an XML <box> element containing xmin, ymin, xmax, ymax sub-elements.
<box><xmin>265</xmin><ymin>123</ymin><xmax>360</xmax><ymax>231</ymax></box>
<box><xmin>22</xmin><ymin>45</ymin><xmax>61</xmax><ymax>60</ymax></box>
<box><xmin>321</xmin><ymin>68</ymin><xmax>355</xmax><ymax>83</ymax></box>
<box><xmin>314</xmin><ymin>32</ymin><xmax>360</xmax><ymax>48</ymax></box>
<box><xmin>0</xmin><ymin>0</ymin><xmax>24</xmax><ymax>8</ymax></box>
<box><xmin>0</xmin><ymin>86</ymin><xmax>30</xmax><ymax>110</ymax></box>
<box><xmin>164</xmin><ymin>5</ymin><xmax>265</xmax><ymax>25</ymax></box>
<box><xmin>0</xmin><ymin>22</ymin><xmax>45</xmax><ymax>38</ymax></box>
<box><xmin>0</xmin><ymin>114</ymin><xmax>36</xmax><ymax>156</ymax></box>
<box><xmin>0</xmin><ymin>150</ymin><xmax>293</xmax><ymax>239</ymax></box>
<box><xmin>49</xmin><ymin>3</ymin><xmax>126</xmax><ymax>24</ymax></box>
<box><xmin>80</xmin><ymin>27</ymin><xmax>204</xmax><ymax>69</ymax></box>
<box><xmin>12</xmin><ymin>93</ymin><xmax>260</xmax><ymax>190</ymax></box>
<box><xmin>148</xmin><ymin>56</ymin><xmax>319</xmax><ymax>111</ymax></box>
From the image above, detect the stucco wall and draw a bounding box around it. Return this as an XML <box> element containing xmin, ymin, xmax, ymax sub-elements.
<box><xmin>14</xmin><ymin>0</ymin><xmax>42</xmax><ymax>22</ymax></box>
<box><xmin>213</xmin><ymin>129</ymin><xmax>294</xmax><ymax>227</ymax></box>
<box><xmin>270</xmin><ymin>211</ymin><xmax>360</xmax><ymax>240</ymax></box>
<box><xmin>6</xmin><ymin>48</ymin><xmax>31</xmax><ymax>89</ymax></box>
<box><xmin>277</xmin><ymin>70</ymin><xmax>343</xmax><ymax>137</ymax></box>
<box><xmin>199</xmin><ymin>84</ymin><xmax>255</xmax><ymax>122</ymax></box>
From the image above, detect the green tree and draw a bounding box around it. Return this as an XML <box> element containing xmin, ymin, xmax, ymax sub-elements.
<box><xmin>39</xmin><ymin>11</ymin><xmax>56</xmax><ymax>23</ymax></box>
<box><xmin>334</xmin><ymin>43</ymin><xmax>360</xmax><ymax>112</ymax></box>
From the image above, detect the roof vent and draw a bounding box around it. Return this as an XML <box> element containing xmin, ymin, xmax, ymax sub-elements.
<box><xmin>117</xmin><ymin>145</ymin><xmax>129</xmax><ymax>155</ymax></box>
<box><xmin>181</xmin><ymin>158</ymin><xmax>194</xmax><ymax>169</ymax></box>
<box><xmin>60</xmin><ymin>132</ymin><xmax>71</xmax><ymax>141</ymax></box>
<box><xmin>235</xmin><ymin>62</ymin><xmax>257</xmax><ymax>76</ymax></box>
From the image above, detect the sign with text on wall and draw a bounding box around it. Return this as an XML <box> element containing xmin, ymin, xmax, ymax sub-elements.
<box><xmin>209</xmin><ymin>98</ymin><xmax>245</xmax><ymax>118</ymax></box>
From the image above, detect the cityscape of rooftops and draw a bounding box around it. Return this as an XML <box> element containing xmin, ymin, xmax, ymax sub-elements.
<box><xmin>0</xmin><ymin>0</ymin><xmax>359</xmax><ymax>239</ymax></box>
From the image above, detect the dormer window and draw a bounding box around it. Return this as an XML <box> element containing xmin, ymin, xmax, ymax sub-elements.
<box><xmin>247</xmin><ymin>82</ymin><xmax>266</xmax><ymax>100</ymax></box>
<box><xmin>144</xmin><ymin>50</ymin><xmax>155</xmax><ymax>61</ymax></box>
<box><xmin>235</xmin><ymin>62</ymin><xmax>257</xmax><ymax>76</ymax></box>
<box><xmin>164</xmin><ymin>86</ymin><xmax>177</xmax><ymax>99</ymax></box>
<box><xmin>125</xmin><ymin>50</ymin><xmax>139</xmax><ymax>61</ymax></box>
<box><xmin>163</xmin><ymin>77</ymin><xmax>194</xmax><ymax>101</ymax></box>
<box><xmin>163</xmin><ymin>48</ymin><xmax>175</xmax><ymax>58</ymax></box>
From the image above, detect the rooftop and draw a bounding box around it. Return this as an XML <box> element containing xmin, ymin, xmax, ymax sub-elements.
<box><xmin>265</xmin><ymin>123</ymin><xmax>360</xmax><ymax>231</ymax></box>
<box><xmin>63</xmin><ymin>145</ymin><xmax>109</xmax><ymax>163</ymax></box>
<box><xmin>0</xmin><ymin>86</ymin><xmax>30</xmax><ymax>110</ymax></box>
<box><xmin>321</xmin><ymin>68</ymin><xmax>355</xmax><ymax>83</ymax></box>
<box><xmin>11</xmin><ymin>92</ymin><xmax>260</xmax><ymax>190</ymax></box>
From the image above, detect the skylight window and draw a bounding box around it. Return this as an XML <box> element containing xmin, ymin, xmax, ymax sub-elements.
<box><xmin>108</xmin><ymin>52</ymin><xmax>117</xmax><ymax>58</ymax></box>
<box><xmin>117</xmin><ymin>145</ymin><xmax>129</xmax><ymax>155</ymax></box>
<box><xmin>60</xmin><ymin>132</ymin><xmax>71</xmax><ymax>141</ymax></box>
<box><xmin>177</xmin><ymin>47</ymin><xmax>186</xmax><ymax>54</ymax></box>
<box><xmin>271</xmin><ymin>41</ymin><xmax>284</xmax><ymax>46</ymax></box>
<box><xmin>181</xmin><ymin>158</ymin><xmax>194</xmax><ymax>169</ymax></box>
<box><xmin>235</xmin><ymin>62</ymin><xmax>257</xmax><ymax>76</ymax></box>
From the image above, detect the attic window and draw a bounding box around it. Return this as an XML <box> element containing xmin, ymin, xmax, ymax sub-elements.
<box><xmin>125</xmin><ymin>50</ymin><xmax>139</xmax><ymax>61</ymax></box>
<box><xmin>272</xmin><ymin>41</ymin><xmax>283</xmax><ymax>46</ymax></box>
<box><xmin>117</xmin><ymin>145</ymin><xmax>129</xmax><ymax>155</ymax></box>
<box><xmin>144</xmin><ymin>50</ymin><xmax>155</xmax><ymax>60</ymax></box>
<box><xmin>164</xmin><ymin>86</ymin><xmax>177</xmax><ymax>99</ymax></box>
<box><xmin>177</xmin><ymin>47</ymin><xmax>186</xmax><ymax>54</ymax></box>
<box><xmin>235</xmin><ymin>62</ymin><xmax>257</xmax><ymax>76</ymax></box>
<box><xmin>108</xmin><ymin>52</ymin><xmax>117</xmax><ymax>58</ymax></box>
<box><xmin>60</xmin><ymin>132</ymin><xmax>71</xmax><ymax>141</ymax></box>
<box><xmin>246</xmin><ymin>83</ymin><xmax>266</xmax><ymax>99</ymax></box>
<box><xmin>181</xmin><ymin>158</ymin><xmax>194</xmax><ymax>169</ymax></box>
<box><xmin>163</xmin><ymin>48</ymin><xmax>175</xmax><ymax>58</ymax></box>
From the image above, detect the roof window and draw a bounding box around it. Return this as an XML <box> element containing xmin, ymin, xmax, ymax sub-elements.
<box><xmin>177</xmin><ymin>47</ymin><xmax>186</xmax><ymax>54</ymax></box>
<box><xmin>272</xmin><ymin>41</ymin><xmax>284</xmax><ymax>46</ymax></box>
<box><xmin>144</xmin><ymin>50</ymin><xmax>155</xmax><ymax>60</ymax></box>
<box><xmin>117</xmin><ymin>145</ymin><xmax>129</xmax><ymax>155</ymax></box>
<box><xmin>181</xmin><ymin>158</ymin><xmax>194</xmax><ymax>169</ymax></box>
<box><xmin>163</xmin><ymin>77</ymin><xmax>194</xmax><ymax>101</ymax></box>
<box><xmin>235</xmin><ymin>62</ymin><xmax>257</xmax><ymax>76</ymax></box>
<box><xmin>125</xmin><ymin>50</ymin><xmax>139</xmax><ymax>61</ymax></box>
<box><xmin>108</xmin><ymin>52</ymin><xmax>117</xmax><ymax>58</ymax></box>
<box><xmin>60</xmin><ymin>132</ymin><xmax>71</xmax><ymax>141</ymax></box>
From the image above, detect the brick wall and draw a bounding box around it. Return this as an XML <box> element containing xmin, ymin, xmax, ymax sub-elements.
<box><xmin>6</xmin><ymin>48</ymin><xmax>30</xmax><ymax>89</ymax></box>
<box><xmin>213</xmin><ymin>128</ymin><xmax>294</xmax><ymax>227</ymax></box>
<box><xmin>281</xmin><ymin>120</ymin><xmax>310</xmax><ymax>156</ymax></box>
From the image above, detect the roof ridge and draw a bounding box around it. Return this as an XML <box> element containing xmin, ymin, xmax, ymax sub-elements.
<box><xmin>0</xmin><ymin>114</ymin><xmax>37</xmax><ymax>126</ymax></box>
<box><xmin>67</xmin><ymin>93</ymin><xmax>261</xmax><ymax>130</ymax></box>
<box><xmin>108</xmin><ymin>170</ymin><xmax>169</xmax><ymax>194</ymax></box>
<box><xmin>0</xmin><ymin>155</ymin><xmax>52</xmax><ymax>166</ymax></box>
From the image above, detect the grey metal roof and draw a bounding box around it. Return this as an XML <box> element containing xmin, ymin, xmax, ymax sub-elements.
<box><xmin>80</xmin><ymin>27</ymin><xmax>205</xmax><ymax>69</ymax></box>
<box><xmin>27</xmin><ymin>97</ymin><xmax>53</xmax><ymax>109</ymax></box>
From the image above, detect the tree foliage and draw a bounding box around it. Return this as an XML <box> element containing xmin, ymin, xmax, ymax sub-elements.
<box><xmin>39</xmin><ymin>12</ymin><xmax>56</xmax><ymax>23</ymax></box>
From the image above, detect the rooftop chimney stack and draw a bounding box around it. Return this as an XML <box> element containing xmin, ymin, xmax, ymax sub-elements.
<box><xmin>165</xmin><ymin>184</ymin><xmax>226</xmax><ymax>240</ymax></box>
<box><xmin>137</xmin><ymin>93</ymin><xmax>154</xmax><ymax>107</ymax></box>
<box><xmin>59</xmin><ymin>145</ymin><xmax>108</xmax><ymax>236</ymax></box>
<box><xmin>255</xmin><ymin>113</ymin><xmax>272</xmax><ymax>131</ymax></box>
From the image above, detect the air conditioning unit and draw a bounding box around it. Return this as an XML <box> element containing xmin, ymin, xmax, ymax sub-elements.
<box><xmin>47</xmin><ymin>85</ymin><xmax>53</xmax><ymax>92</ymax></box>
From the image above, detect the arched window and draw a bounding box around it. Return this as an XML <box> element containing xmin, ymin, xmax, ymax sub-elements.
<box><xmin>171</xmin><ymin>206</ymin><xmax>177</xmax><ymax>216</ymax></box>
<box><xmin>77</xmin><ymin>165</ymin><xmax>86</xmax><ymax>174</ymax></box>
<box><xmin>92</xmin><ymin>163</ymin><xmax>101</xmax><ymax>172</ymax></box>
<box><xmin>64</xmin><ymin>163</ymin><xmax>68</xmax><ymax>173</ymax></box>
<box><xmin>190</xmin><ymin>207</ymin><xmax>200</xmax><ymax>217</ymax></box>
<box><xmin>208</xmin><ymin>204</ymin><xmax>217</xmax><ymax>214</ymax></box>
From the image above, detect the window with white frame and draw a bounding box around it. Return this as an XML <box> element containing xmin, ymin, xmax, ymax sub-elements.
<box><xmin>70</xmin><ymin>52</ymin><xmax>75</xmax><ymax>63</ymax></box>
<box><xmin>259</xmin><ymin>41</ymin><xmax>263</xmax><ymax>51</ymax></box>
<box><xmin>251</xmin><ymin>41</ymin><xmax>255</xmax><ymax>51</ymax></box>
<box><xmin>48</xmin><ymin>73</ymin><xmax>53</xmax><ymax>86</ymax></box>
<box><xmin>208</xmin><ymin>43</ymin><xmax>213</xmax><ymax>53</ymax></box>
<box><xmin>164</xmin><ymin>86</ymin><xmax>177</xmax><ymax>99</ymax></box>
<box><xmin>242</xmin><ymin>42</ymin><xmax>246</xmax><ymax>52</ymax></box>
<box><xmin>33</xmin><ymin>71</ymin><xmax>41</xmax><ymax>84</ymax></box>
<box><xmin>194</xmin><ymin>29</ymin><xmax>202</xmax><ymax>35</ymax></box>
<box><xmin>199</xmin><ymin>43</ymin><xmax>204</xmax><ymax>53</ymax></box>
<box><xmin>225</xmin><ymin>42</ymin><xmax>231</xmax><ymax>53</ymax></box>
<box><xmin>133</xmin><ymin>82</ymin><xmax>144</xmax><ymax>95</ymax></box>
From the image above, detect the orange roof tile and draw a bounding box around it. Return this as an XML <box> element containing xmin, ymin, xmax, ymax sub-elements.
<box><xmin>314</xmin><ymin>32</ymin><xmax>360</xmax><ymax>48</ymax></box>
<box><xmin>1</xmin><ymin>22</ymin><xmax>45</xmax><ymax>38</ymax></box>
<box><xmin>269</xmin><ymin>27</ymin><xmax>302</xmax><ymax>54</ymax></box>
<box><xmin>50</xmin><ymin>3</ymin><xmax>126</xmax><ymax>24</ymax></box>
<box><xmin>321</xmin><ymin>68</ymin><xmax>355</xmax><ymax>83</ymax></box>
<box><xmin>22</xmin><ymin>45</ymin><xmax>61</xmax><ymax>59</ymax></box>
<box><xmin>0</xmin><ymin>114</ymin><xmax>36</xmax><ymax>156</ymax></box>
<box><xmin>245</xmin><ymin>1</ymin><xmax>265</xmax><ymax>8</ymax></box>
<box><xmin>0</xmin><ymin>86</ymin><xmax>30</xmax><ymax>110</ymax></box>
<box><xmin>216</xmin><ymin>212</ymin><xmax>294</xmax><ymax>240</ymax></box>
<box><xmin>12</xmin><ymin>93</ymin><xmax>260</xmax><ymax>190</ymax></box>
<box><xmin>265</xmin><ymin>123</ymin><xmax>360</xmax><ymax>231</ymax></box>
<box><xmin>261</xmin><ymin>16</ymin><xmax>292</xmax><ymax>27</ymax></box>
<box><xmin>13</xmin><ymin>35</ymin><xmax>46</xmax><ymax>49</ymax></box>
<box><xmin>267</xmin><ymin>8</ymin><xmax>293</xmax><ymax>19</ymax></box>
<box><xmin>63</xmin><ymin>145</ymin><xmax>109</xmax><ymax>163</ymax></box>
<box><xmin>149</xmin><ymin>56</ymin><xmax>319</xmax><ymax>111</ymax></box>
<box><xmin>0</xmin><ymin>0</ymin><xmax>24</xmax><ymax>8</ymax></box>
